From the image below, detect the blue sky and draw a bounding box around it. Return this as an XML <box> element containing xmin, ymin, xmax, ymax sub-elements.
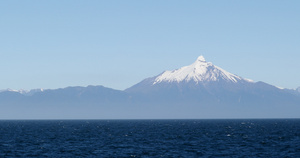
<box><xmin>1</xmin><ymin>0</ymin><xmax>299</xmax><ymax>90</ymax></box>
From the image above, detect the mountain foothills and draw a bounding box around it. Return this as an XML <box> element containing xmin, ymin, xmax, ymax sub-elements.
<box><xmin>1</xmin><ymin>56</ymin><xmax>300</xmax><ymax>119</ymax></box>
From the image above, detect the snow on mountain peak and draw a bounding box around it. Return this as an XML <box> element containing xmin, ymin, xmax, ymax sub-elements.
<box><xmin>2</xmin><ymin>88</ymin><xmax>29</xmax><ymax>94</ymax></box>
<box><xmin>153</xmin><ymin>56</ymin><xmax>252</xmax><ymax>85</ymax></box>
<box><xmin>196</xmin><ymin>55</ymin><xmax>206</xmax><ymax>62</ymax></box>
<box><xmin>0</xmin><ymin>88</ymin><xmax>45</xmax><ymax>96</ymax></box>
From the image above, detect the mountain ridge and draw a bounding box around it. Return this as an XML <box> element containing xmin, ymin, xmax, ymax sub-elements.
<box><xmin>1</xmin><ymin>56</ymin><xmax>300</xmax><ymax>119</ymax></box>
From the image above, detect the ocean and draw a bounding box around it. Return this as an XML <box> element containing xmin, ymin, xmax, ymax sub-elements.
<box><xmin>0</xmin><ymin>119</ymin><xmax>299</xmax><ymax>157</ymax></box>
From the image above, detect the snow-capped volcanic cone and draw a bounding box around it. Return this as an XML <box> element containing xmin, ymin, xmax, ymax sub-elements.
<box><xmin>125</xmin><ymin>56</ymin><xmax>298</xmax><ymax>106</ymax></box>
<box><xmin>126</xmin><ymin>56</ymin><xmax>254</xmax><ymax>94</ymax></box>
<box><xmin>153</xmin><ymin>56</ymin><xmax>252</xmax><ymax>84</ymax></box>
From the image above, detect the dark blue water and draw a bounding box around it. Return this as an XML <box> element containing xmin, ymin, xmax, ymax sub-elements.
<box><xmin>0</xmin><ymin>119</ymin><xmax>299</xmax><ymax>157</ymax></box>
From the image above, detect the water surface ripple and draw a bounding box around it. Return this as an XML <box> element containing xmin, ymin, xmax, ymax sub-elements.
<box><xmin>0</xmin><ymin>119</ymin><xmax>299</xmax><ymax>157</ymax></box>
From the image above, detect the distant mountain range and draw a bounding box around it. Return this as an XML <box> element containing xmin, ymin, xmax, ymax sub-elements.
<box><xmin>1</xmin><ymin>56</ymin><xmax>300</xmax><ymax>119</ymax></box>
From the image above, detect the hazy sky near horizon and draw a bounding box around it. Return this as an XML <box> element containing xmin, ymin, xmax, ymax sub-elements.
<box><xmin>1</xmin><ymin>0</ymin><xmax>299</xmax><ymax>90</ymax></box>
